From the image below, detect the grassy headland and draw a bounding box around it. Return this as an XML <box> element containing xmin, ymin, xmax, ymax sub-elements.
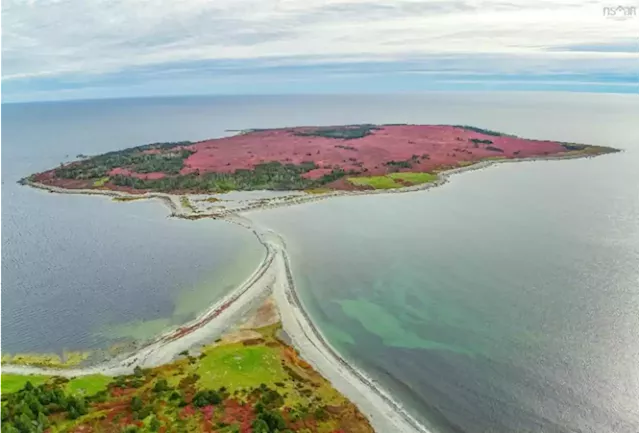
<box><xmin>1</xmin><ymin>324</ymin><xmax>372</xmax><ymax>433</ymax></box>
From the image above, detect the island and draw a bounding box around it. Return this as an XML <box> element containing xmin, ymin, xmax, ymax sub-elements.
<box><xmin>6</xmin><ymin>124</ymin><xmax>619</xmax><ymax>433</ymax></box>
<box><xmin>24</xmin><ymin>124</ymin><xmax>617</xmax><ymax>194</ymax></box>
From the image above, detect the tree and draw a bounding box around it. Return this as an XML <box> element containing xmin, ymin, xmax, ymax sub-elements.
<box><xmin>149</xmin><ymin>415</ymin><xmax>161</xmax><ymax>432</ymax></box>
<box><xmin>192</xmin><ymin>390</ymin><xmax>221</xmax><ymax>407</ymax></box>
<box><xmin>251</xmin><ymin>419</ymin><xmax>270</xmax><ymax>433</ymax></box>
<box><xmin>152</xmin><ymin>379</ymin><xmax>169</xmax><ymax>393</ymax></box>
<box><xmin>130</xmin><ymin>396</ymin><xmax>143</xmax><ymax>412</ymax></box>
<box><xmin>260</xmin><ymin>410</ymin><xmax>286</xmax><ymax>431</ymax></box>
<box><xmin>2</xmin><ymin>422</ymin><xmax>20</xmax><ymax>433</ymax></box>
<box><xmin>37</xmin><ymin>411</ymin><xmax>49</xmax><ymax>429</ymax></box>
<box><xmin>68</xmin><ymin>406</ymin><xmax>79</xmax><ymax>420</ymax></box>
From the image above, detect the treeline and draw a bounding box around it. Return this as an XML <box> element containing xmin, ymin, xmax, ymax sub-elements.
<box><xmin>294</xmin><ymin>124</ymin><xmax>381</xmax><ymax>140</ymax></box>
<box><xmin>111</xmin><ymin>162</ymin><xmax>352</xmax><ymax>192</ymax></box>
<box><xmin>451</xmin><ymin>125</ymin><xmax>513</xmax><ymax>137</ymax></box>
<box><xmin>1</xmin><ymin>368</ymin><xmax>335</xmax><ymax>432</ymax></box>
<box><xmin>384</xmin><ymin>154</ymin><xmax>422</xmax><ymax>169</ymax></box>
<box><xmin>1</xmin><ymin>380</ymin><xmax>89</xmax><ymax>433</ymax></box>
<box><xmin>560</xmin><ymin>142</ymin><xmax>587</xmax><ymax>151</ymax></box>
<box><xmin>470</xmin><ymin>138</ymin><xmax>493</xmax><ymax>145</ymax></box>
<box><xmin>54</xmin><ymin>142</ymin><xmax>193</xmax><ymax>180</ymax></box>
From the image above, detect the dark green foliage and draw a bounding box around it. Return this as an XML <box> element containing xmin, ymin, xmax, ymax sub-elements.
<box><xmin>90</xmin><ymin>390</ymin><xmax>108</xmax><ymax>403</ymax></box>
<box><xmin>192</xmin><ymin>390</ymin><xmax>222</xmax><ymax>407</ymax></box>
<box><xmin>253</xmin><ymin>400</ymin><xmax>286</xmax><ymax>433</ymax></box>
<box><xmin>315</xmin><ymin>168</ymin><xmax>346</xmax><ymax>185</ymax></box>
<box><xmin>486</xmin><ymin>146</ymin><xmax>504</xmax><ymax>153</ymax></box>
<box><xmin>149</xmin><ymin>416</ymin><xmax>161</xmax><ymax>432</ymax></box>
<box><xmin>134</xmin><ymin>406</ymin><xmax>152</xmax><ymax>420</ymax></box>
<box><xmin>469</xmin><ymin>138</ymin><xmax>493</xmax><ymax>145</ymax></box>
<box><xmin>335</xmin><ymin>144</ymin><xmax>357</xmax><ymax>151</ymax></box>
<box><xmin>130</xmin><ymin>396</ymin><xmax>143</xmax><ymax>412</ymax></box>
<box><xmin>54</xmin><ymin>141</ymin><xmax>193</xmax><ymax>180</ymax></box>
<box><xmin>1</xmin><ymin>380</ymin><xmax>88</xmax><ymax>431</ymax></box>
<box><xmin>110</xmin><ymin>161</ymin><xmax>326</xmax><ymax>192</ymax></box>
<box><xmin>259</xmin><ymin>389</ymin><xmax>284</xmax><ymax>410</ymax></box>
<box><xmin>251</xmin><ymin>419</ymin><xmax>270</xmax><ymax>433</ymax></box>
<box><xmin>314</xmin><ymin>406</ymin><xmax>329</xmax><ymax>421</ymax></box>
<box><xmin>451</xmin><ymin>125</ymin><xmax>512</xmax><ymax>137</ymax></box>
<box><xmin>152</xmin><ymin>379</ymin><xmax>170</xmax><ymax>393</ymax></box>
<box><xmin>560</xmin><ymin>142</ymin><xmax>587</xmax><ymax>151</ymax></box>
<box><xmin>294</xmin><ymin>124</ymin><xmax>381</xmax><ymax>140</ymax></box>
<box><xmin>385</xmin><ymin>160</ymin><xmax>412</xmax><ymax>169</ymax></box>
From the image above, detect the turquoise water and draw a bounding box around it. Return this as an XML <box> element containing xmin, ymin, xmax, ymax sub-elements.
<box><xmin>252</xmin><ymin>95</ymin><xmax>638</xmax><ymax>432</ymax></box>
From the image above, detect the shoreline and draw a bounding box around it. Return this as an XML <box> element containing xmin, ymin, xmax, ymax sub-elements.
<box><xmin>2</xmin><ymin>218</ymin><xmax>276</xmax><ymax>376</ymax></box>
<box><xmin>269</xmin><ymin>230</ymin><xmax>431</xmax><ymax>432</ymax></box>
<box><xmin>22</xmin><ymin>150</ymin><xmax>617</xmax><ymax>219</ymax></box>
<box><xmin>6</xmin><ymin>150</ymin><xmax>618</xmax><ymax>432</ymax></box>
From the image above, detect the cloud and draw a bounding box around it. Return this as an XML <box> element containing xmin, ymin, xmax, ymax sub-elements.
<box><xmin>2</xmin><ymin>0</ymin><xmax>638</xmax><ymax>100</ymax></box>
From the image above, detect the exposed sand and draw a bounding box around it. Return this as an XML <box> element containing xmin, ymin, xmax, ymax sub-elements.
<box><xmin>239</xmin><ymin>296</ymin><xmax>279</xmax><ymax>329</ymax></box>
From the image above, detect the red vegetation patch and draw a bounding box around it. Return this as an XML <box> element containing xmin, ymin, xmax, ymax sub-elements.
<box><xmin>179</xmin><ymin>404</ymin><xmax>197</xmax><ymax>420</ymax></box>
<box><xmin>302</xmin><ymin>168</ymin><xmax>334</xmax><ymax>179</ymax></box>
<box><xmin>33</xmin><ymin>124</ymin><xmax>586</xmax><ymax>193</ymax></box>
<box><xmin>109</xmin><ymin>167</ymin><xmax>166</xmax><ymax>180</ymax></box>
<box><xmin>221</xmin><ymin>400</ymin><xmax>255</xmax><ymax>433</ymax></box>
<box><xmin>178</xmin><ymin>125</ymin><xmax>567</xmax><ymax>179</ymax></box>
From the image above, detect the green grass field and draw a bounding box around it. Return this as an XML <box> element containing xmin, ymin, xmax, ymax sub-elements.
<box><xmin>347</xmin><ymin>176</ymin><xmax>401</xmax><ymax>189</ymax></box>
<box><xmin>348</xmin><ymin>172</ymin><xmax>438</xmax><ymax>189</ymax></box>
<box><xmin>92</xmin><ymin>177</ymin><xmax>110</xmax><ymax>187</ymax></box>
<box><xmin>197</xmin><ymin>344</ymin><xmax>286</xmax><ymax>391</ymax></box>
<box><xmin>387</xmin><ymin>172</ymin><xmax>438</xmax><ymax>184</ymax></box>
<box><xmin>1</xmin><ymin>374</ymin><xmax>48</xmax><ymax>394</ymax></box>
<box><xmin>66</xmin><ymin>375</ymin><xmax>111</xmax><ymax>396</ymax></box>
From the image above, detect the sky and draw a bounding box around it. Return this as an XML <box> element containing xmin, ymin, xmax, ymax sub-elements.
<box><xmin>1</xmin><ymin>0</ymin><xmax>638</xmax><ymax>102</ymax></box>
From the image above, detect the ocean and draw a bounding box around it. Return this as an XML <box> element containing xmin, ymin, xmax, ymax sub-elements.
<box><xmin>2</xmin><ymin>93</ymin><xmax>638</xmax><ymax>432</ymax></box>
<box><xmin>1</xmin><ymin>100</ymin><xmax>266</xmax><ymax>354</ymax></box>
